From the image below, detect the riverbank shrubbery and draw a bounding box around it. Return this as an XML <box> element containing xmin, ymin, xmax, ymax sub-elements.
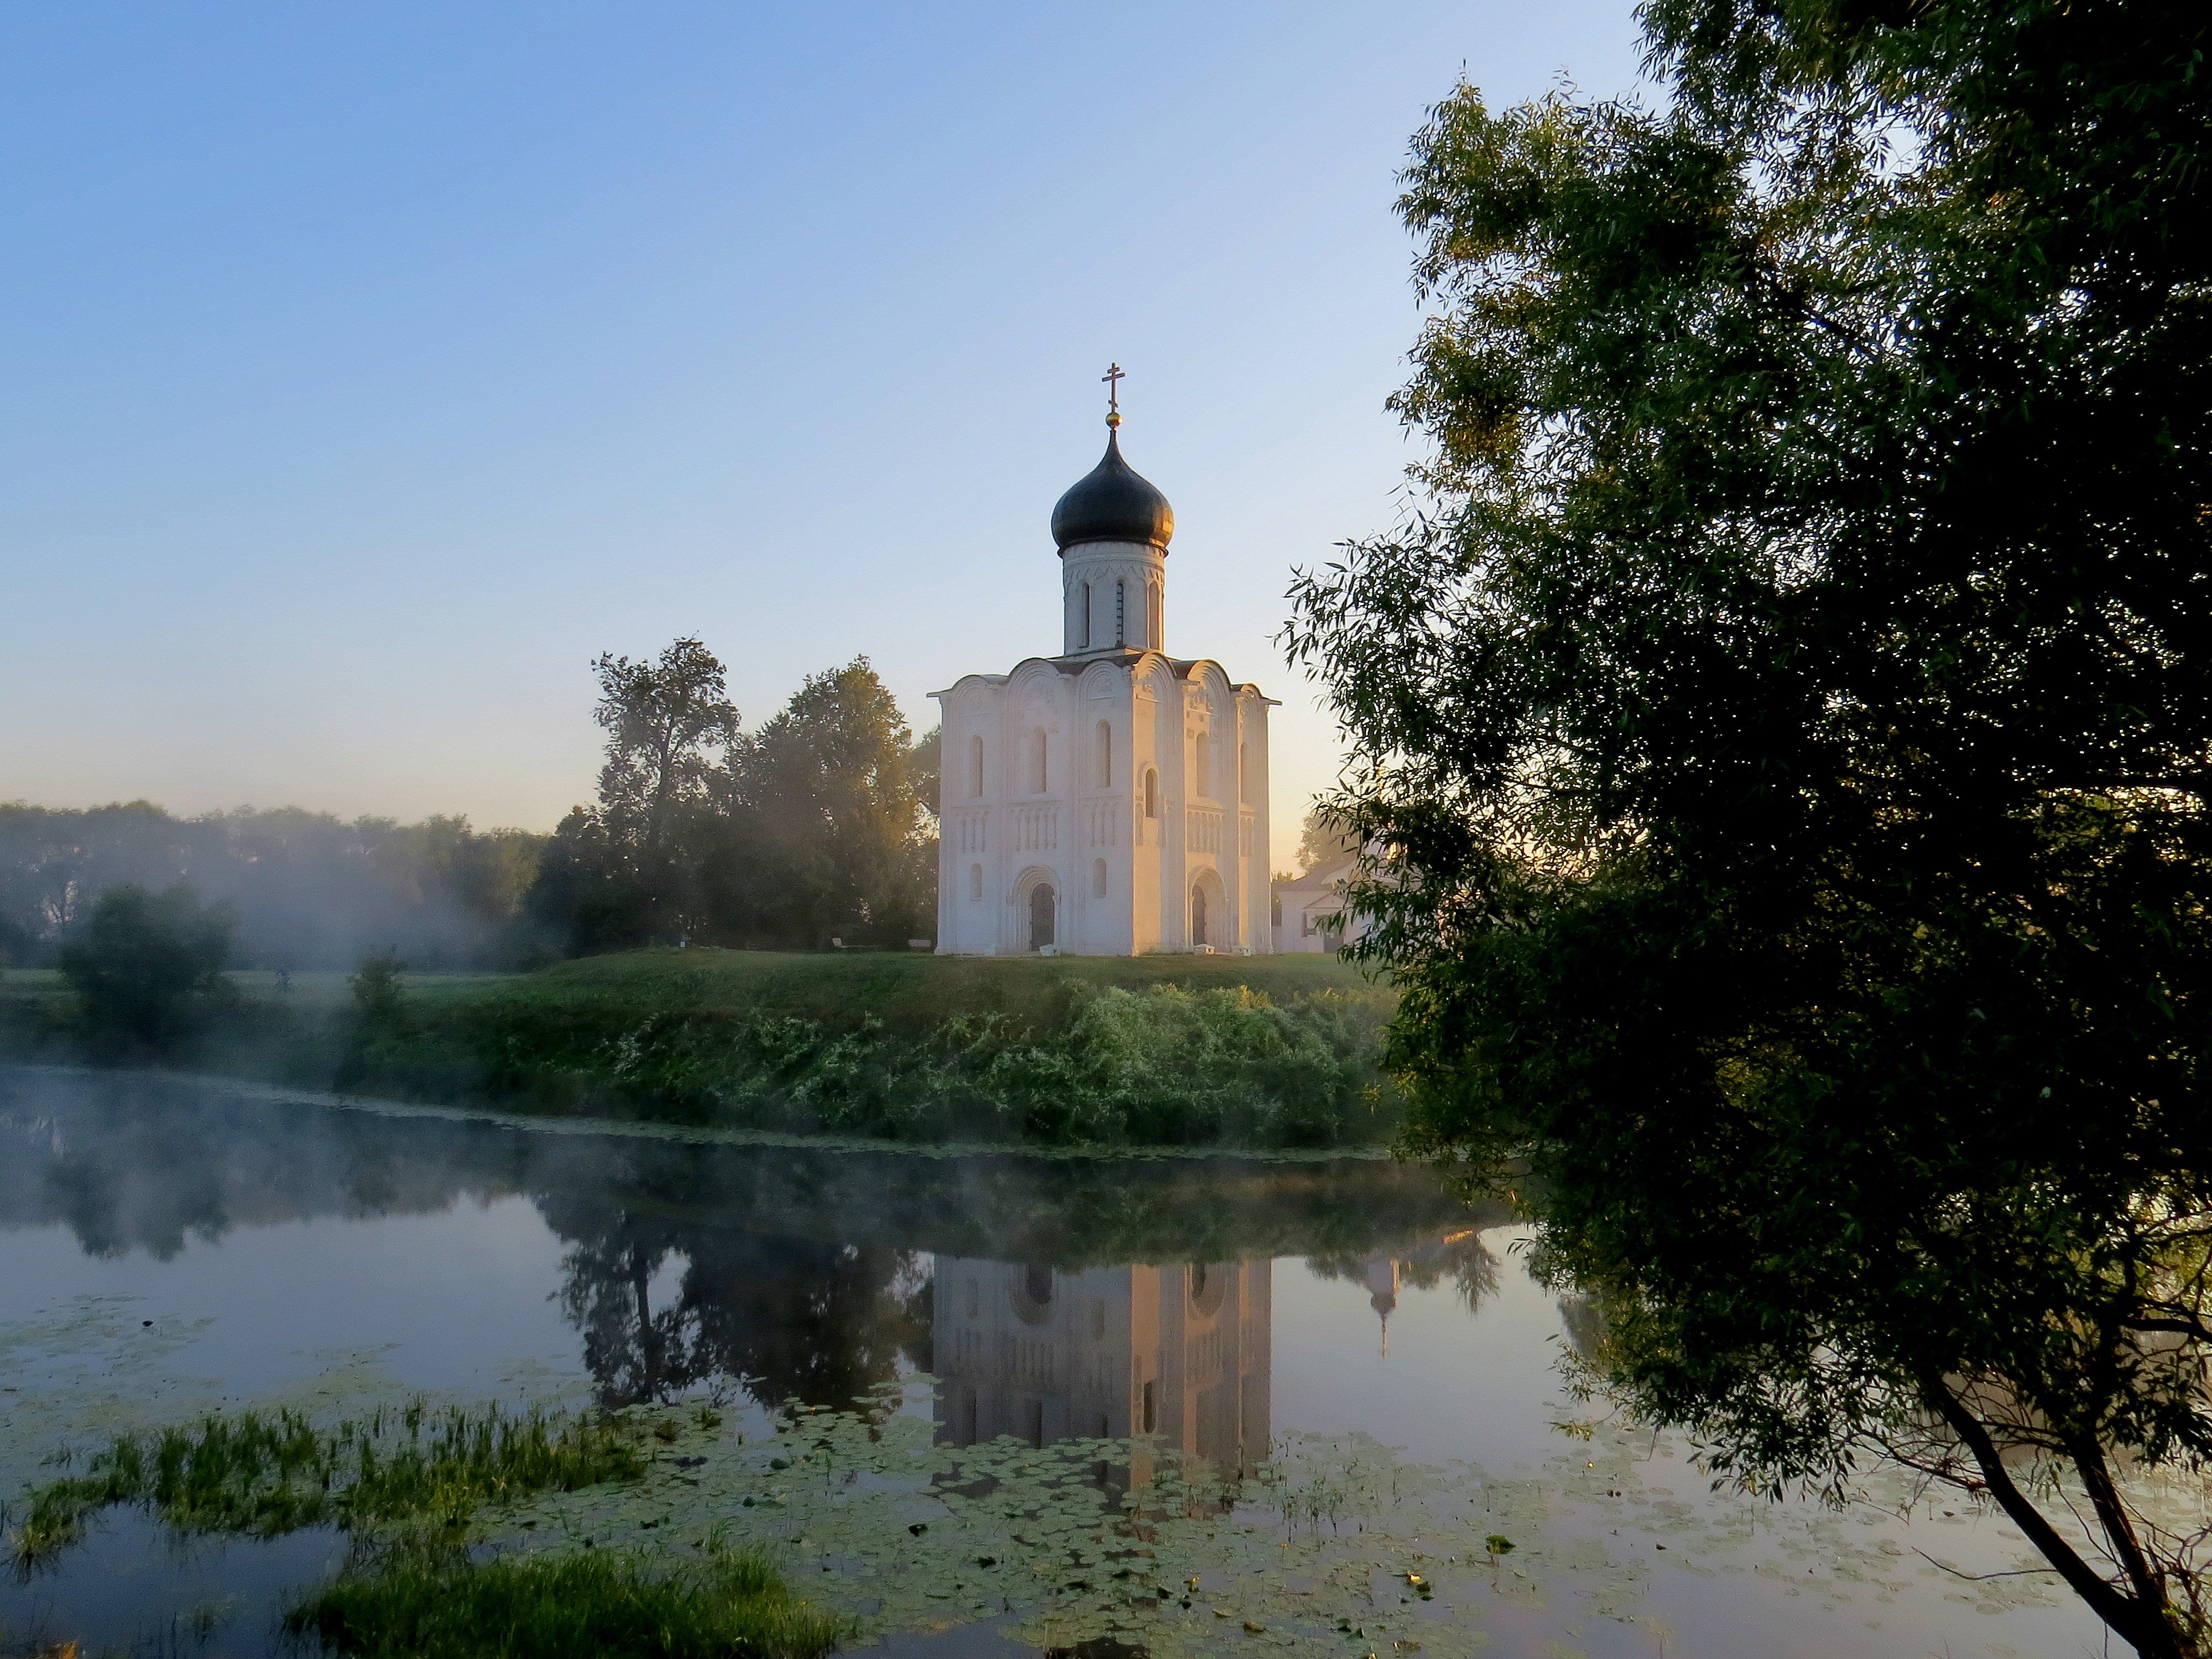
<box><xmin>0</xmin><ymin>949</ymin><xmax>1396</xmax><ymax>1149</ymax></box>
<box><xmin>359</xmin><ymin>980</ymin><xmax>1398</xmax><ymax>1148</ymax></box>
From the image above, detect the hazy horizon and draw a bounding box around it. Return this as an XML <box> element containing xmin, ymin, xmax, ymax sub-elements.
<box><xmin>0</xmin><ymin>2</ymin><xmax>1646</xmax><ymax>866</ymax></box>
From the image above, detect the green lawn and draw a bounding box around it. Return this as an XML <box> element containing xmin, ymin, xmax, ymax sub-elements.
<box><xmin>12</xmin><ymin>949</ymin><xmax>1374</xmax><ymax>1030</ymax></box>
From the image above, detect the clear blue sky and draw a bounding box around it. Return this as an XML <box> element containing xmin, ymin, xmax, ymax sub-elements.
<box><xmin>0</xmin><ymin>2</ymin><xmax>1645</xmax><ymax>867</ymax></box>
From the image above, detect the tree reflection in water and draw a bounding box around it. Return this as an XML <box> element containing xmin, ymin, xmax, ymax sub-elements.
<box><xmin>0</xmin><ymin>1070</ymin><xmax>1498</xmax><ymax>1418</ymax></box>
<box><xmin>549</xmin><ymin>1209</ymin><xmax>931</xmax><ymax>1409</ymax></box>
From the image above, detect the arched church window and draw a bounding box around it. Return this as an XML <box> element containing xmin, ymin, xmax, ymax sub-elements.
<box><xmin>1031</xmin><ymin>729</ymin><xmax>1048</xmax><ymax>794</ymax></box>
<box><xmin>1080</xmin><ymin>581</ymin><xmax>1092</xmax><ymax>649</ymax></box>
<box><xmin>1092</xmin><ymin>858</ymin><xmax>1107</xmax><ymax>898</ymax></box>
<box><xmin>1239</xmin><ymin>742</ymin><xmax>1248</xmax><ymax>801</ymax></box>
<box><xmin>1115</xmin><ymin>580</ymin><xmax>1126</xmax><ymax>646</ymax></box>
<box><xmin>1149</xmin><ymin>582</ymin><xmax>1161</xmax><ymax>648</ymax></box>
<box><xmin>1143</xmin><ymin>768</ymin><xmax>1158</xmax><ymax>818</ymax></box>
<box><xmin>969</xmin><ymin>863</ymin><xmax>982</xmax><ymax>901</ymax></box>
<box><xmin>969</xmin><ymin>735</ymin><xmax>984</xmax><ymax>798</ymax></box>
<box><xmin>1095</xmin><ymin>721</ymin><xmax>1112</xmax><ymax>788</ymax></box>
<box><xmin>1193</xmin><ymin>732</ymin><xmax>1211</xmax><ymax>799</ymax></box>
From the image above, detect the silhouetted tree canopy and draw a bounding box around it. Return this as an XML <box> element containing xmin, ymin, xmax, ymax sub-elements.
<box><xmin>529</xmin><ymin>649</ymin><xmax>937</xmax><ymax>953</ymax></box>
<box><xmin>1287</xmin><ymin>1</ymin><xmax>2212</xmax><ymax>1651</ymax></box>
<box><xmin>58</xmin><ymin>883</ymin><xmax>236</xmax><ymax>1054</ymax></box>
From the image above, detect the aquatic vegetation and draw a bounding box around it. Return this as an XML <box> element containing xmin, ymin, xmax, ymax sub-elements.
<box><xmin>289</xmin><ymin>1543</ymin><xmax>847</xmax><ymax>1659</ymax></box>
<box><xmin>474</xmin><ymin>1382</ymin><xmax>2078</xmax><ymax>1657</ymax></box>
<box><xmin>12</xmin><ymin>1400</ymin><xmax>641</xmax><ymax>1564</ymax></box>
<box><xmin>0</xmin><ymin>1297</ymin><xmax>2085</xmax><ymax>1657</ymax></box>
<box><xmin>493</xmin><ymin>1388</ymin><xmax>1575</xmax><ymax>1657</ymax></box>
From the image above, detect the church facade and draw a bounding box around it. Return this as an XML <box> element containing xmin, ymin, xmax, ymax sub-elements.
<box><xmin>931</xmin><ymin>402</ymin><xmax>1274</xmax><ymax>956</ymax></box>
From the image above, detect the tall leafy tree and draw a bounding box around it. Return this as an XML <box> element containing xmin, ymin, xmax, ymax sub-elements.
<box><xmin>728</xmin><ymin>658</ymin><xmax>933</xmax><ymax>948</ymax></box>
<box><xmin>529</xmin><ymin>650</ymin><xmax>937</xmax><ymax>953</ymax></box>
<box><xmin>1288</xmin><ymin>1</ymin><xmax>2212</xmax><ymax>1651</ymax></box>
<box><xmin>591</xmin><ymin>637</ymin><xmax>740</xmax><ymax>861</ymax></box>
<box><xmin>1293</xmin><ymin>805</ymin><xmax>1357</xmax><ymax>877</ymax></box>
<box><xmin>58</xmin><ymin>883</ymin><xmax>236</xmax><ymax>1055</ymax></box>
<box><xmin>530</xmin><ymin>639</ymin><xmax>741</xmax><ymax>951</ymax></box>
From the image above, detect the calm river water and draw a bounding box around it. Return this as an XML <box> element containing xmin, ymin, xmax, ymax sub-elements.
<box><xmin>0</xmin><ymin>1068</ymin><xmax>2107</xmax><ymax>1659</ymax></box>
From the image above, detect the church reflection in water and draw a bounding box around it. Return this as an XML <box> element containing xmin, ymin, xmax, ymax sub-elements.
<box><xmin>930</xmin><ymin>1259</ymin><xmax>1270</xmax><ymax>1473</ymax></box>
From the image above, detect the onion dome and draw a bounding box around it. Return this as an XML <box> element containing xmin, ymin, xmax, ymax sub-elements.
<box><xmin>1051</xmin><ymin>428</ymin><xmax>1174</xmax><ymax>552</ymax></box>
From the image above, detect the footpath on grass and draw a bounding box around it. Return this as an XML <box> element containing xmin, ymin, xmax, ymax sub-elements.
<box><xmin>0</xmin><ymin>948</ymin><xmax>1401</xmax><ymax>1154</ymax></box>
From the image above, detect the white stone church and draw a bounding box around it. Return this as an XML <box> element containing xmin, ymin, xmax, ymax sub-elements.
<box><xmin>931</xmin><ymin>395</ymin><xmax>1274</xmax><ymax>955</ymax></box>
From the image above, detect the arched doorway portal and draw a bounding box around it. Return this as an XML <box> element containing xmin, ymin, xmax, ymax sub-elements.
<box><xmin>1190</xmin><ymin>868</ymin><xmax>1229</xmax><ymax>951</ymax></box>
<box><xmin>1029</xmin><ymin>883</ymin><xmax>1057</xmax><ymax>951</ymax></box>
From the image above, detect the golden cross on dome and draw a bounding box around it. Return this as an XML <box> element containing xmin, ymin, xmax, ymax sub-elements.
<box><xmin>1102</xmin><ymin>362</ymin><xmax>1126</xmax><ymax>427</ymax></box>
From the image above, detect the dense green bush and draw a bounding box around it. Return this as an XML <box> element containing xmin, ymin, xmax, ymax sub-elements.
<box><xmin>344</xmin><ymin>980</ymin><xmax>1399</xmax><ymax>1149</ymax></box>
<box><xmin>56</xmin><ymin>882</ymin><xmax>236</xmax><ymax>1054</ymax></box>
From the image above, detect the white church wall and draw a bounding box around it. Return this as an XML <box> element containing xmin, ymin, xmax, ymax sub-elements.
<box><xmin>1142</xmin><ymin>658</ymin><xmax>1182</xmax><ymax>951</ymax></box>
<box><xmin>1074</xmin><ymin>662</ymin><xmax>1134</xmax><ymax>954</ymax></box>
<box><xmin>935</xmin><ymin>655</ymin><xmax>1273</xmax><ymax>957</ymax></box>
<box><xmin>1236</xmin><ymin>686</ymin><xmax>1274</xmax><ymax>951</ymax></box>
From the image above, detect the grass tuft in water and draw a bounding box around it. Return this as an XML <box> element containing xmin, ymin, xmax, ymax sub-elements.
<box><xmin>286</xmin><ymin>1544</ymin><xmax>848</xmax><ymax>1659</ymax></box>
<box><xmin>12</xmin><ymin>1400</ymin><xmax>642</xmax><ymax>1565</ymax></box>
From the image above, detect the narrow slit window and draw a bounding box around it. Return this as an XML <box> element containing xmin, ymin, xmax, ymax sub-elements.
<box><xmin>1080</xmin><ymin>581</ymin><xmax>1091</xmax><ymax>649</ymax></box>
<box><xmin>1092</xmin><ymin>857</ymin><xmax>1107</xmax><ymax>898</ymax></box>
<box><xmin>1032</xmin><ymin>729</ymin><xmax>1048</xmax><ymax>794</ymax></box>
<box><xmin>1193</xmin><ymin>732</ymin><xmax>1210</xmax><ymax>798</ymax></box>
<box><xmin>1095</xmin><ymin>720</ymin><xmax>1112</xmax><ymax>788</ymax></box>
<box><xmin>969</xmin><ymin>734</ymin><xmax>985</xmax><ymax>797</ymax></box>
<box><xmin>1144</xmin><ymin>768</ymin><xmax>1159</xmax><ymax>819</ymax></box>
<box><xmin>1115</xmin><ymin>580</ymin><xmax>1126</xmax><ymax>646</ymax></box>
<box><xmin>969</xmin><ymin>863</ymin><xmax>983</xmax><ymax>901</ymax></box>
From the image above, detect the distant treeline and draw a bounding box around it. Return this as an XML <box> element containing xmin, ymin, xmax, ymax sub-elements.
<box><xmin>0</xmin><ymin>804</ymin><xmax>545</xmax><ymax>971</ymax></box>
<box><xmin>2</xmin><ymin>645</ymin><xmax>939</xmax><ymax>973</ymax></box>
